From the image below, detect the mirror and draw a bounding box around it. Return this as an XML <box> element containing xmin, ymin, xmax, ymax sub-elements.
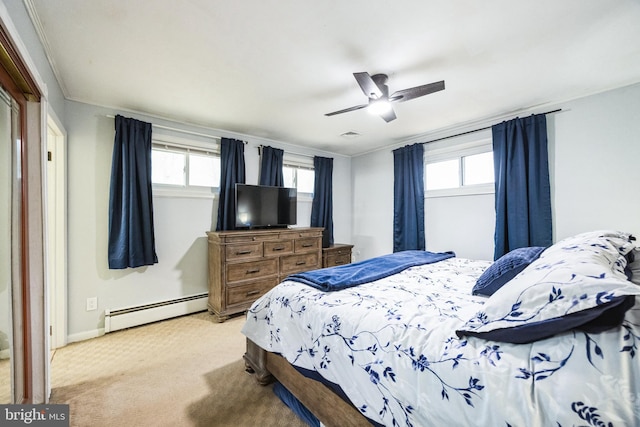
<box><xmin>0</xmin><ymin>83</ymin><xmax>20</xmax><ymax>403</ymax></box>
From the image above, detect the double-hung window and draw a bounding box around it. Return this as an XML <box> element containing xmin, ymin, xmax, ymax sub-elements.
<box><xmin>151</xmin><ymin>138</ymin><xmax>220</xmax><ymax>197</ymax></box>
<box><xmin>425</xmin><ymin>138</ymin><xmax>494</xmax><ymax>197</ymax></box>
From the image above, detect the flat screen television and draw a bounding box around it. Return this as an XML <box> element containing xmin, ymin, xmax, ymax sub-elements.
<box><xmin>235</xmin><ymin>184</ymin><xmax>297</xmax><ymax>229</ymax></box>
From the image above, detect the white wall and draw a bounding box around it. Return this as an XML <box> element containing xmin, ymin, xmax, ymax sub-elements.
<box><xmin>352</xmin><ymin>82</ymin><xmax>640</xmax><ymax>262</ymax></box>
<box><xmin>351</xmin><ymin>149</ymin><xmax>394</xmax><ymax>261</ymax></box>
<box><xmin>552</xmin><ymin>83</ymin><xmax>640</xmax><ymax>240</ymax></box>
<box><xmin>425</xmin><ymin>194</ymin><xmax>495</xmax><ymax>260</ymax></box>
<box><xmin>64</xmin><ymin>100</ymin><xmax>352</xmax><ymax>340</ymax></box>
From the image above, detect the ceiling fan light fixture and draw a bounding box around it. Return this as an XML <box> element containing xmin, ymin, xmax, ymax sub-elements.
<box><xmin>368</xmin><ymin>98</ymin><xmax>392</xmax><ymax>116</ymax></box>
<box><xmin>325</xmin><ymin>72</ymin><xmax>444</xmax><ymax>122</ymax></box>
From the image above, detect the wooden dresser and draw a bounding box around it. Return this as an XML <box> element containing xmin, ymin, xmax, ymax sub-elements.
<box><xmin>206</xmin><ymin>227</ymin><xmax>323</xmax><ymax>322</ymax></box>
<box><xmin>322</xmin><ymin>243</ymin><xmax>354</xmax><ymax>268</ymax></box>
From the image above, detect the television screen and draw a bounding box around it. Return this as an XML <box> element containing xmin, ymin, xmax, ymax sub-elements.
<box><xmin>235</xmin><ymin>184</ymin><xmax>297</xmax><ymax>229</ymax></box>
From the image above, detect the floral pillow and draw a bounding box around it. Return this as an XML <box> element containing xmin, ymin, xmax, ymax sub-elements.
<box><xmin>472</xmin><ymin>246</ymin><xmax>547</xmax><ymax>296</ymax></box>
<box><xmin>457</xmin><ymin>230</ymin><xmax>639</xmax><ymax>344</ymax></box>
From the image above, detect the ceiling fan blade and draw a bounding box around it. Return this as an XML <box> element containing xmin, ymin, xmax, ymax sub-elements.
<box><xmin>389</xmin><ymin>80</ymin><xmax>445</xmax><ymax>103</ymax></box>
<box><xmin>379</xmin><ymin>107</ymin><xmax>397</xmax><ymax>122</ymax></box>
<box><xmin>353</xmin><ymin>72</ymin><xmax>383</xmax><ymax>99</ymax></box>
<box><xmin>324</xmin><ymin>104</ymin><xmax>368</xmax><ymax>117</ymax></box>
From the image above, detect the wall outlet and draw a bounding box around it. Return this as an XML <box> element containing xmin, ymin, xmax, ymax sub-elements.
<box><xmin>86</xmin><ymin>297</ymin><xmax>98</xmax><ymax>311</ymax></box>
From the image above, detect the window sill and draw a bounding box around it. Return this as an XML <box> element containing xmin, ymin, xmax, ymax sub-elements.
<box><xmin>426</xmin><ymin>184</ymin><xmax>494</xmax><ymax>198</ymax></box>
<box><xmin>152</xmin><ymin>188</ymin><xmax>217</xmax><ymax>199</ymax></box>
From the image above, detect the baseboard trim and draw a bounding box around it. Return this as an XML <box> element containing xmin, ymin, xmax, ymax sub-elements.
<box><xmin>104</xmin><ymin>293</ymin><xmax>208</xmax><ymax>333</ymax></box>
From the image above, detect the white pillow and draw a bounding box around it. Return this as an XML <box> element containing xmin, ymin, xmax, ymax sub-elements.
<box><xmin>457</xmin><ymin>231</ymin><xmax>639</xmax><ymax>344</ymax></box>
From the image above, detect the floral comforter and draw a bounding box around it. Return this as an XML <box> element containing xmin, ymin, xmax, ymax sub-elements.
<box><xmin>242</xmin><ymin>257</ymin><xmax>640</xmax><ymax>426</ymax></box>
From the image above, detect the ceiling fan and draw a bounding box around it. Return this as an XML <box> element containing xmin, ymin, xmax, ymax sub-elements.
<box><xmin>325</xmin><ymin>72</ymin><xmax>445</xmax><ymax>122</ymax></box>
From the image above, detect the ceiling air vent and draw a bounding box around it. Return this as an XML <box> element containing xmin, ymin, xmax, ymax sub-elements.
<box><xmin>340</xmin><ymin>131</ymin><xmax>360</xmax><ymax>139</ymax></box>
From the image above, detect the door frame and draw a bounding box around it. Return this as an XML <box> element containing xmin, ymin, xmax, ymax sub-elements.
<box><xmin>46</xmin><ymin>113</ymin><xmax>67</xmax><ymax>351</ymax></box>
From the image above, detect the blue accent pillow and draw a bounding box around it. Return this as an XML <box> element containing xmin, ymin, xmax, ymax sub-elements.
<box><xmin>626</xmin><ymin>247</ymin><xmax>640</xmax><ymax>285</ymax></box>
<box><xmin>458</xmin><ymin>231</ymin><xmax>639</xmax><ymax>344</ymax></box>
<box><xmin>472</xmin><ymin>246</ymin><xmax>546</xmax><ymax>296</ymax></box>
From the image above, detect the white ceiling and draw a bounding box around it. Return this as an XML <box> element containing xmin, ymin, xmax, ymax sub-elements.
<box><xmin>28</xmin><ymin>0</ymin><xmax>640</xmax><ymax>156</ymax></box>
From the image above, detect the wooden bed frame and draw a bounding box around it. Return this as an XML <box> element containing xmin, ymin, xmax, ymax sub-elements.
<box><xmin>243</xmin><ymin>338</ymin><xmax>371</xmax><ymax>427</ymax></box>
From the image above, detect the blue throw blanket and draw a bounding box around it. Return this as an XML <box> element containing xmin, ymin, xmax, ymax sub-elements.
<box><xmin>287</xmin><ymin>250</ymin><xmax>456</xmax><ymax>291</ymax></box>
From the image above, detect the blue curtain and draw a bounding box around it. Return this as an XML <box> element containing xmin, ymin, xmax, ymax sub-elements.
<box><xmin>492</xmin><ymin>114</ymin><xmax>552</xmax><ymax>260</ymax></box>
<box><xmin>216</xmin><ymin>138</ymin><xmax>246</xmax><ymax>231</ymax></box>
<box><xmin>258</xmin><ymin>145</ymin><xmax>284</xmax><ymax>186</ymax></box>
<box><xmin>393</xmin><ymin>143</ymin><xmax>425</xmax><ymax>252</ymax></box>
<box><xmin>108</xmin><ymin>115</ymin><xmax>158</xmax><ymax>269</ymax></box>
<box><xmin>311</xmin><ymin>156</ymin><xmax>333</xmax><ymax>248</ymax></box>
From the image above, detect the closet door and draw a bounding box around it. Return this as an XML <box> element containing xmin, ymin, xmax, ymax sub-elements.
<box><xmin>0</xmin><ymin>78</ymin><xmax>19</xmax><ymax>404</ymax></box>
<box><xmin>0</xmin><ymin>13</ymin><xmax>46</xmax><ymax>403</ymax></box>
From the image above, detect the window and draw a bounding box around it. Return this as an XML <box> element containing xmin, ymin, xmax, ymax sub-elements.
<box><xmin>152</xmin><ymin>148</ymin><xmax>185</xmax><ymax>186</ymax></box>
<box><xmin>284</xmin><ymin>166</ymin><xmax>314</xmax><ymax>194</ymax></box>
<box><xmin>425</xmin><ymin>139</ymin><xmax>494</xmax><ymax>197</ymax></box>
<box><xmin>188</xmin><ymin>152</ymin><xmax>219</xmax><ymax>187</ymax></box>
<box><xmin>463</xmin><ymin>151</ymin><xmax>494</xmax><ymax>186</ymax></box>
<box><xmin>283</xmin><ymin>154</ymin><xmax>314</xmax><ymax>196</ymax></box>
<box><xmin>425</xmin><ymin>158</ymin><xmax>459</xmax><ymax>190</ymax></box>
<box><xmin>151</xmin><ymin>142</ymin><xmax>220</xmax><ymax>197</ymax></box>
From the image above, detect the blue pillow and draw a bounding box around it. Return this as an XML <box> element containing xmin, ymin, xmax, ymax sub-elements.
<box><xmin>458</xmin><ymin>231</ymin><xmax>639</xmax><ymax>344</ymax></box>
<box><xmin>472</xmin><ymin>247</ymin><xmax>546</xmax><ymax>296</ymax></box>
<box><xmin>626</xmin><ymin>248</ymin><xmax>640</xmax><ymax>284</ymax></box>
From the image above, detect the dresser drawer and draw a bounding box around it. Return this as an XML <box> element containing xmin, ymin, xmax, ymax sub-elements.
<box><xmin>226</xmin><ymin>242</ymin><xmax>263</xmax><ymax>261</ymax></box>
<box><xmin>226</xmin><ymin>277</ymin><xmax>279</xmax><ymax>306</ymax></box>
<box><xmin>264</xmin><ymin>240</ymin><xmax>293</xmax><ymax>256</ymax></box>
<box><xmin>227</xmin><ymin>258</ymin><xmax>278</xmax><ymax>283</ymax></box>
<box><xmin>325</xmin><ymin>253</ymin><xmax>351</xmax><ymax>267</ymax></box>
<box><xmin>322</xmin><ymin>244</ymin><xmax>354</xmax><ymax>268</ymax></box>
<box><xmin>282</xmin><ymin>230</ymin><xmax>323</xmax><ymax>239</ymax></box>
<box><xmin>281</xmin><ymin>252</ymin><xmax>320</xmax><ymax>275</ymax></box>
<box><xmin>224</xmin><ymin>234</ymin><xmax>278</xmax><ymax>244</ymax></box>
<box><xmin>295</xmin><ymin>237</ymin><xmax>320</xmax><ymax>253</ymax></box>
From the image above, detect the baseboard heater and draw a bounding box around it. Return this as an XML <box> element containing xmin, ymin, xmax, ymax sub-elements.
<box><xmin>104</xmin><ymin>293</ymin><xmax>208</xmax><ymax>333</ymax></box>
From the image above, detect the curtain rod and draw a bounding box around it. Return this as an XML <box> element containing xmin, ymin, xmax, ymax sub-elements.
<box><xmin>422</xmin><ymin>108</ymin><xmax>562</xmax><ymax>145</ymax></box>
<box><xmin>105</xmin><ymin>115</ymin><xmax>249</xmax><ymax>143</ymax></box>
<box><xmin>258</xmin><ymin>144</ymin><xmax>315</xmax><ymax>159</ymax></box>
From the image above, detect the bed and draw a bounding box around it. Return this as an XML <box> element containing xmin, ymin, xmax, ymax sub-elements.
<box><xmin>242</xmin><ymin>230</ymin><xmax>640</xmax><ymax>426</ymax></box>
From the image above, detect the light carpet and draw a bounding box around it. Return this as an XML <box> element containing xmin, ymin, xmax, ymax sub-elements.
<box><xmin>49</xmin><ymin>312</ymin><xmax>307</xmax><ymax>427</ymax></box>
